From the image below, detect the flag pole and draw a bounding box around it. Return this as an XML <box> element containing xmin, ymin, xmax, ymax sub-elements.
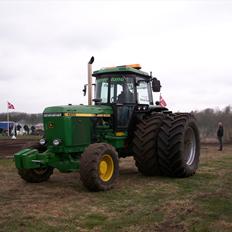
<box><xmin>7</xmin><ymin>102</ymin><xmax>9</xmax><ymax>137</ymax></box>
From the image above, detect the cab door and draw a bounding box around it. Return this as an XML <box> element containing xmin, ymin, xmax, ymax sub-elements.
<box><xmin>110</xmin><ymin>77</ymin><xmax>136</xmax><ymax>131</ymax></box>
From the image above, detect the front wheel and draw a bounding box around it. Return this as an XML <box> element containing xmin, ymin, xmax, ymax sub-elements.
<box><xmin>18</xmin><ymin>167</ymin><xmax>54</xmax><ymax>183</ymax></box>
<box><xmin>80</xmin><ymin>143</ymin><xmax>119</xmax><ymax>191</ymax></box>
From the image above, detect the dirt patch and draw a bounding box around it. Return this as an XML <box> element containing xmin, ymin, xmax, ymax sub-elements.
<box><xmin>0</xmin><ymin>139</ymin><xmax>38</xmax><ymax>158</ymax></box>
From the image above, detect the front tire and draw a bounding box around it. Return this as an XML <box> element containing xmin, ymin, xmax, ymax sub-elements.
<box><xmin>80</xmin><ymin>143</ymin><xmax>119</xmax><ymax>191</ymax></box>
<box><xmin>18</xmin><ymin>167</ymin><xmax>54</xmax><ymax>183</ymax></box>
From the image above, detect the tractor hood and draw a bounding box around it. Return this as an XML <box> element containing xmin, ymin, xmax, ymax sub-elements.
<box><xmin>43</xmin><ymin>105</ymin><xmax>113</xmax><ymax>116</ymax></box>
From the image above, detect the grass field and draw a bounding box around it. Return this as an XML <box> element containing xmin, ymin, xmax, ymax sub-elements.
<box><xmin>0</xmin><ymin>145</ymin><xmax>232</xmax><ymax>232</ymax></box>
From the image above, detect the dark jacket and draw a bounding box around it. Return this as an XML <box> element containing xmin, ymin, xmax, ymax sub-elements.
<box><xmin>217</xmin><ymin>126</ymin><xmax>224</xmax><ymax>137</ymax></box>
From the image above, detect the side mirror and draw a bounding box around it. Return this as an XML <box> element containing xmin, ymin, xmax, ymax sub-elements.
<box><xmin>83</xmin><ymin>84</ymin><xmax>87</xmax><ymax>96</ymax></box>
<box><xmin>152</xmin><ymin>78</ymin><xmax>161</xmax><ymax>92</ymax></box>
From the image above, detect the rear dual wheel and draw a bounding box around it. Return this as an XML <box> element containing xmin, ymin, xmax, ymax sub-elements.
<box><xmin>133</xmin><ymin>113</ymin><xmax>200</xmax><ymax>178</ymax></box>
<box><xmin>158</xmin><ymin>113</ymin><xmax>200</xmax><ymax>177</ymax></box>
<box><xmin>132</xmin><ymin>113</ymin><xmax>165</xmax><ymax>176</ymax></box>
<box><xmin>80</xmin><ymin>143</ymin><xmax>119</xmax><ymax>191</ymax></box>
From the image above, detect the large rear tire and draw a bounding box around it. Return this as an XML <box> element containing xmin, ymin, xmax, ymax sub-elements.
<box><xmin>158</xmin><ymin>113</ymin><xmax>200</xmax><ymax>177</ymax></box>
<box><xmin>132</xmin><ymin>113</ymin><xmax>165</xmax><ymax>176</ymax></box>
<box><xmin>80</xmin><ymin>143</ymin><xmax>119</xmax><ymax>191</ymax></box>
<box><xmin>18</xmin><ymin>167</ymin><xmax>54</xmax><ymax>183</ymax></box>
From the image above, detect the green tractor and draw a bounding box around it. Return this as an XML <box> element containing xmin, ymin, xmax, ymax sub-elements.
<box><xmin>14</xmin><ymin>57</ymin><xmax>200</xmax><ymax>191</ymax></box>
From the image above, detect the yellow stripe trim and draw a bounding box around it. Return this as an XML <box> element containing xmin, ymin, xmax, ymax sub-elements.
<box><xmin>64</xmin><ymin>113</ymin><xmax>111</xmax><ymax>117</ymax></box>
<box><xmin>115</xmin><ymin>132</ymin><xmax>126</xmax><ymax>137</ymax></box>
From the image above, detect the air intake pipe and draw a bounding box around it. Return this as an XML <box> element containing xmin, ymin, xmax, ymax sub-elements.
<box><xmin>87</xmin><ymin>56</ymin><xmax>94</xmax><ymax>105</ymax></box>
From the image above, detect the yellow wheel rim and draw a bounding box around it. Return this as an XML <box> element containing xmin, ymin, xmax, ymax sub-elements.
<box><xmin>98</xmin><ymin>154</ymin><xmax>114</xmax><ymax>182</ymax></box>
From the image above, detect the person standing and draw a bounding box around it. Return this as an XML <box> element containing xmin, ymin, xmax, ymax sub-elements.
<box><xmin>217</xmin><ymin>122</ymin><xmax>224</xmax><ymax>151</ymax></box>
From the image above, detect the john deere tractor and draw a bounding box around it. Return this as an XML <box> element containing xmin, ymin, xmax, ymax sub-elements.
<box><xmin>14</xmin><ymin>57</ymin><xmax>200</xmax><ymax>191</ymax></box>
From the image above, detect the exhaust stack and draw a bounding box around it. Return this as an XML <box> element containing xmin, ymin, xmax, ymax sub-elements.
<box><xmin>88</xmin><ymin>56</ymin><xmax>94</xmax><ymax>105</ymax></box>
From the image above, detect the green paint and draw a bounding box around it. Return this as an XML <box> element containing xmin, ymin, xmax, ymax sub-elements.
<box><xmin>93</xmin><ymin>66</ymin><xmax>149</xmax><ymax>78</ymax></box>
<box><xmin>44</xmin><ymin>104</ymin><xmax>113</xmax><ymax>115</ymax></box>
<box><xmin>14</xmin><ymin>103</ymin><xmax>128</xmax><ymax>171</ymax></box>
<box><xmin>15</xmin><ymin>148</ymin><xmax>80</xmax><ymax>172</ymax></box>
<box><xmin>104</xmin><ymin>134</ymin><xmax>126</xmax><ymax>148</ymax></box>
<box><xmin>43</xmin><ymin>116</ymin><xmax>92</xmax><ymax>152</ymax></box>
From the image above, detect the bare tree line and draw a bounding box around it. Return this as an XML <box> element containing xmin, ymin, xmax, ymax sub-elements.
<box><xmin>0</xmin><ymin>112</ymin><xmax>42</xmax><ymax>125</ymax></box>
<box><xmin>193</xmin><ymin>106</ymin><xmax>232</xmax><ymax>143</ymax></box>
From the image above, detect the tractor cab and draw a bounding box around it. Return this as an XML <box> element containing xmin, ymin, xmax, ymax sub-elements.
<box><xmin>93</xmin><ymin>64</ymin><xmax>161</xmax><ymax>131</ymax></box>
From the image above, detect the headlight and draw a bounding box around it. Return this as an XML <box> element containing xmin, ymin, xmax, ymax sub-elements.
<box><xmin>53</xmin><ymin>139</ymin><xmax>61</xmax><ymax>146</ymax></box>
<box><xmin>39</xmin><ymin>138</ymin><xmax>46</xmax><ymax>145</ymax></box>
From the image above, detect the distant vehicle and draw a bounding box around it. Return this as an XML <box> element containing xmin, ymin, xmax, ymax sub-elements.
<box><xmin>0</xmin><ymin>121</ymin><xmax>16</xmax><ymax>136</ymax></box>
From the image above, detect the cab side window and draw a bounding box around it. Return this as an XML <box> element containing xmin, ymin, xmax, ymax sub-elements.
<box><xmin>137</xmin><ymin>81</ymin><xmax>150</xmax><ymax>104</ymax></box>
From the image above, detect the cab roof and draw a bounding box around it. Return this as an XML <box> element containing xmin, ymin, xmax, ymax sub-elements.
<box><xmin>93</xmin><ymin>64</ymin><xmax>150</xmax><ymax>78</ymax></box>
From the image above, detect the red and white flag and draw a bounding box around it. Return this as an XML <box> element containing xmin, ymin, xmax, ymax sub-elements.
<box><xmin>159</xmin><ymin>95</ymin><xmax>167</xmax><ymax>107</ymax></box>
<box><xmin>7</xmin><ymin>101</ymin><xmax>15</xmax><ymax>109</ymax></box>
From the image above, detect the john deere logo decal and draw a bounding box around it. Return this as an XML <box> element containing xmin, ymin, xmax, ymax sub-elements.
<box><xmin>48</xmin><ymin>122</ymin><xmax>54</xmax><ymax>128</ymax></box>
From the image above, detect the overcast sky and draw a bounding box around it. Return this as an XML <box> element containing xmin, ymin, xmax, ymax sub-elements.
<box><xmin>0</xmin><ymin>0</ymin><xmax>232</xmax><ymax>113</ymax></box>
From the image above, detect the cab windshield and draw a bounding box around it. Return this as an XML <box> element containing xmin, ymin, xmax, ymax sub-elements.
<box><xmin>95</xmin><ymin>75</ymin><xmax>136</xmax><ymax>104</ymax></box>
